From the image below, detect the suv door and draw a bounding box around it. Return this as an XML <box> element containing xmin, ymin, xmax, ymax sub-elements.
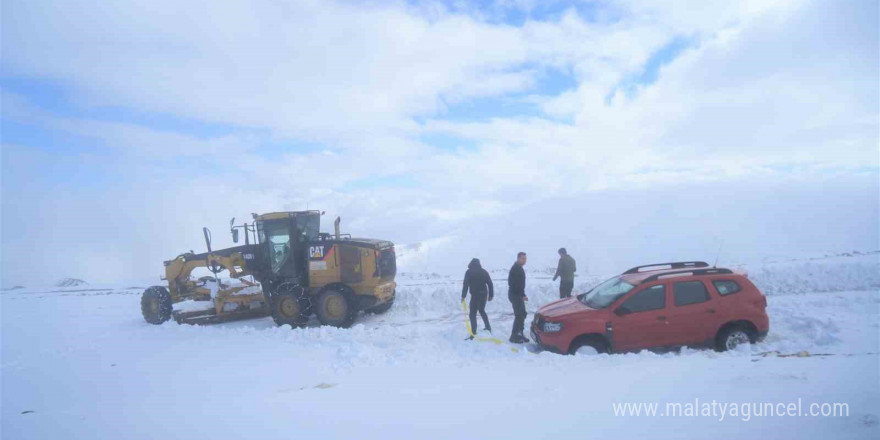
<box><xmin>610</xmin><ymin>283</ymin><xmax>672</xmax><ymax>351</ymax></box>
<box><xmin>666</xmin><ymin>279</ymin><xmax>718</xmax><ymax>346</ymax></box>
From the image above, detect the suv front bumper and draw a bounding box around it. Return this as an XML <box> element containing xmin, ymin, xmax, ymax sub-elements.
<box><xmin>530</xmin><ymin>319</ymin><xmax>567</xmax><ymax>354</ymax></box>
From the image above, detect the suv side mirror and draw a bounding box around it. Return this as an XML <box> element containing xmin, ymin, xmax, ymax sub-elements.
<box><xmin>232</xmin><ymin>228</ymin><xmax>239</xmax><ymax>243</ymax></box>
<box><xmin>614</xmin><ymin>306</ymin><xmax>631</xmax><ymax>316</ymax></box>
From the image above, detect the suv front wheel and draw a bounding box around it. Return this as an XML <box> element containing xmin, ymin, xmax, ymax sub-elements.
<box><xmin>569</xmin><ymin>335</ymin><xmax>608</xmax><ymax>355</ymax></box>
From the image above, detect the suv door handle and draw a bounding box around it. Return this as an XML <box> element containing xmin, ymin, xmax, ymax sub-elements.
<box><xmin>706</xmin><ymin>309</ymin><xmax>716</xmax><ymax>314</ymax></box>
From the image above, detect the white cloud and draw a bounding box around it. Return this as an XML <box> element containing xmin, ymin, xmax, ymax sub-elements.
<box><xmin>2</xmin><ymin>0</ymin><xmax>537</xmax><ymax>144</ymax></box>
<box><xmin>1</xmin><ymin>0</ymin><xmax>877</xmax><ymax>284</ymax></box>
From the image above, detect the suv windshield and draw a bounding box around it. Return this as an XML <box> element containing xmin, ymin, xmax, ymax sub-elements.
<box><xmin>578</xmin><ymin>276</ymin><xmax>636</xmax><ymax>309</ymax></box>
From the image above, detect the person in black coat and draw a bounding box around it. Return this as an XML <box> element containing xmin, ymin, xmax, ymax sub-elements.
<box><xmin>461</xmin><ymin>258</ymin><xmax>494</xmax><ymax>337</ymax></box>
<box><xmin>508</xmin><ymin>252</ymin><xmax>529</xmax><ymax>343</ymax></box>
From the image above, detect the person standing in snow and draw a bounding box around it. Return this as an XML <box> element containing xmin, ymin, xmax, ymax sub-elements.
<box><xmin>507</xmin><ymin>252</ymin><xmax>529</xmax><ymax>343</ymax></box>
<box><xmin>553</xmin><ymin>247</ymin><xmax>577</xmax><ymax>299</ymax></box>
<box><xmin>461</xmin><ymin>258</ymin><xmax>494</xmax><ymax>338</ymax></box>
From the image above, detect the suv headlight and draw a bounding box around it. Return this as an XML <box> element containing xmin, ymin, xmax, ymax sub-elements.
<box><xmin>543</xmin><ymin>321</ymin><xmax>563</xmax><ymax>332</ymax></box>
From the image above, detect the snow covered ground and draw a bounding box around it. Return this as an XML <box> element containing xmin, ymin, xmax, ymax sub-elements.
<box><xmin>2</xmin><ymin>255</ymin><xmax>878</xmax><ymax>439</ymax></box>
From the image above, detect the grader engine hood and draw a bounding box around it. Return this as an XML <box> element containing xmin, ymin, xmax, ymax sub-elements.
<box><xmin>306</xmin><ymin>239</ymin><xmax>396</xmax><ymax>284</ymax></box>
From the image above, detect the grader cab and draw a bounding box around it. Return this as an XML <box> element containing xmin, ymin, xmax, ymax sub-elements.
<box><xmin>140</xmin><ymin>211</ymin><xmax>397</xmax><ymax>328</ymax></box>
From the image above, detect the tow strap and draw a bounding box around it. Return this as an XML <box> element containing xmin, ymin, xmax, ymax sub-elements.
<box><xmin>461</xmin><ymin>300</ymin><xmax>519</xmax><ymax>352</ymax></box>
<box><xmin>753</xmin><ymin>350</ymin><xmax>878</xmax><ymax>358</ymax></box>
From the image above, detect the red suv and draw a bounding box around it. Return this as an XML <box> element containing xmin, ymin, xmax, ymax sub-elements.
<box><xmin>531</xmin><ymin>261</ymin><xmax>769</xmax><ymax>354</ymax></box>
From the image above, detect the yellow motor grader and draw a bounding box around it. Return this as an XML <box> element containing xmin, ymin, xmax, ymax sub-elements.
<box><xmin>140</xmin><ymin>211</ymin><xmax>397</xmax><ymax>328</ymax></box>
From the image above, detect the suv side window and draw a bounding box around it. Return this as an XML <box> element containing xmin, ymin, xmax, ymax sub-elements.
<box><xmin>712</xmin><ymin>280</ymin><xmax>741</xmax><ymax>296</ymax></box>
<box><xmin>673</xmin><ymin>281</ymin><xmax>710</xmax><ymax>306</ymax></box>
<box><xmin>619</xmin><ymin>284</ymin><xmax>665</xmax><ymax>313</ymax></box>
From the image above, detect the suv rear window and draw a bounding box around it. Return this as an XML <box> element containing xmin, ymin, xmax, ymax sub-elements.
<box><xmin>619</xmin><ymin>284</ymin><xmax>665</xmax><ymax>313</ymax></box>
<box><xmin>673</xmin><ymin>281</ymin><xmax>710</xmax><ymax>306</ymax></box>
<box><xmin>712</xmin><ymin>280</ymin><xmax>741</xmax><ymax>296</ymax></box>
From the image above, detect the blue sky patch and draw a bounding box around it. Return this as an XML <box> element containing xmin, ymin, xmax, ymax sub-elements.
<box><xmin>607</xmin><ymin>35</ymin><xmax>697</xmax><ymax>103</ymax></box>
<box><xmin>2</xmin><ymin>76</ymin><xmax>239</xmax><ymax>140</ymax></box>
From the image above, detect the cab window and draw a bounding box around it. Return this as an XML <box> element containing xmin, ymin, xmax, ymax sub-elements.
<box><xmin>619</xmin><ymin>284</ymin><xmax>666</xmax><ymax>313</ymax></box>
<box><xmin>262</xmin><ymin>222</ymin><xmax>291</xmax><ymax>273</ymax></box>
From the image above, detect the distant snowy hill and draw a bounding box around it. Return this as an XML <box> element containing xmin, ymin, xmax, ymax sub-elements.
<box><xmin>55</xmin><ymin>278</ymin><xmax>88</xmax><ymax>287</ymax></box>
<box><xmin>395</xmin><ymin>178</ymin><xmax>878</xmax><ymax>277</ymax></box>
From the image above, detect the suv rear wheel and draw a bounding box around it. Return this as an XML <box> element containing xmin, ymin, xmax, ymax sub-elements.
<box><xmin>716</xmin><ymin>324</ymin><xmax>755</xmax><ymax>351</ymax></box>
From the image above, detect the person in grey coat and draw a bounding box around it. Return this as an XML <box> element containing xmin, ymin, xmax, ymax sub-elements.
<box><xmin>553</xmin><ymin>248</ymin><xmax>577</xmax><ymax>298</ymax></box>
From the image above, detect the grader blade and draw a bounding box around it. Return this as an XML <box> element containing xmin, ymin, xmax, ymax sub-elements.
<box><xmin>173</xmin><ymin>304</ymin><xmax>270</xmax><ymax>325</ymax></box>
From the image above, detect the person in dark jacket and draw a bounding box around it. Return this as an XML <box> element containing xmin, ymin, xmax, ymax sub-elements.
<box><xmin>553</xmin><ymin>248</ymin><xmax>577</xmax><ymax>298</ymax></box>
<box><xmin>462</xmin><ymin>258</ymin><xmax>494</xmax><ymax>337</ymax></box>
<box><xmin>507</xmin><ymin>252</ymin><xmax>529</xmax><ymax>343</ymax></box>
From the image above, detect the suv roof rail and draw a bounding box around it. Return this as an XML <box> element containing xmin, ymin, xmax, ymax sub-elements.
<box><xmin>641</xmin><ymin>268</ymin><xmax>733</xmax><ymax>283</ymax></box>
<box><xmin>623</xmin><ymin>261</ymin><xmax>709</xmax><ymax>274</ymax></box>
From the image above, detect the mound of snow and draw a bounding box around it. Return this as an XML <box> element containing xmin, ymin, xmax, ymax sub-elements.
<box><xmin>55</xmin><ymin>278</ymin><xmax>88</xmax><ymax>287</ymax></box>
<box><xmin>750</xmin><ymin>258</ymin><xmax>880</xmax><ymax>296</ymax></box>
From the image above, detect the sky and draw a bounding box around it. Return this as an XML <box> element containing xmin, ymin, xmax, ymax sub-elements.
<box><xmin>1</xmin><ymin>0</ymin><xmax>878</xmax><ymax>285</ymax></box>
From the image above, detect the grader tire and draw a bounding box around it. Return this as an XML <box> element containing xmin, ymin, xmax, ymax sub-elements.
<box><xmin>315</xmin><ymin>286</ymin><xmax>357</xmax><ymax>328</ymax></box>
<box><xmin>141</xmin><ymin>286</ymin><xmax>173</xmax><ymax>324</ymax></box>
<box><xmin>271</xmin><ymin>283</ymin><xmax>310</xmax><ymax>328</ymax></box>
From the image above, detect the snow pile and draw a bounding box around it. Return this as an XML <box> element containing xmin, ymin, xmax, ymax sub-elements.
<box><xmin>750</xmin><ymin>257</ymin><xmax>880</xmax><ymax>296</ymax></box>
<box><xmin>396</xmin><ymin>272</ymin><xmax>452</xmax><ymax>281</ymax></box>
